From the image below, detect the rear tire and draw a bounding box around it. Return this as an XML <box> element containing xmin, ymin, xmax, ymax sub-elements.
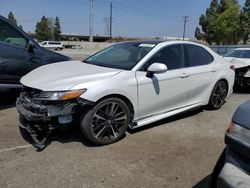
<box><xmin>207</xmin><ymin>80</ymin><xmax>228</xmax><ymax>110</ymax></box>
<box><xmin>80</xmin><ymin>97</ymin><xmax>130</xmax><ymax>145</ymax></box>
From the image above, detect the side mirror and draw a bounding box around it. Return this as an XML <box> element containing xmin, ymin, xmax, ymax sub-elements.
<box><xmin>27</xmin><ymin>40</ymin><xmax>35</xmax><ymax>52</ymax></box>
<box><xmin>146</xmin><ymin>63</ymin><xmax>168</xmax><ymax>78</ymax></box>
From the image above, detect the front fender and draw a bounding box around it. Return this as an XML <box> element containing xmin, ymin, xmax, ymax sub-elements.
<box><xmin>71</xmin><ymin>71</ymin><xmax>138</xmax><ymax>115</ymax></box>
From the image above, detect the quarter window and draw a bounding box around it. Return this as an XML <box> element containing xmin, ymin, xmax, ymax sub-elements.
<box><xmin>142</xmin><ymin>44</ymin><xmax>183</xmax><ymax>71</ymax></box>
<box><xmin>184</xmin><ymin>44</ymin><xmax>213</xmax><ymax>67</ymax></box>
<box><xmin>0</xmin><ymin>19</ymin><xmax>28</xmax><ymax>48</ymax></box>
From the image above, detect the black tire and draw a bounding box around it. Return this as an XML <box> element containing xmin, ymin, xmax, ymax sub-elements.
<box><xmin>80</xmin><ymin>97</ymin><xmax>130</xmax><ymax>145</ymax></box>
<box><xmin>209</xmin><ymin>148</ymin><xmax>226</xmax><ymax>188</ymax></box>
<box><xmin>207</xmin><ymin>80</ymin><xmax>228</xmax><ymax>110</ymax></box>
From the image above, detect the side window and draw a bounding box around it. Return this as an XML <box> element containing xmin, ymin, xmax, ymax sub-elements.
<box><xmin>0</xmin><ymin>19</ymin><xmax>28</xmax><ymax>48</ymax></box>
<box><xmin>142</xmin><ymin>44</ymin><xmax>183</xmax><ymax>71</ymax></box>
<box><xmin>242</xmin><ymin>51</ymin><xmax>250</xmax><ymax>58</ymax></box>
<box><xmin>184</xmin><ymin>44</ymin><xmax>213</xmax><ymax>67</ymax></box>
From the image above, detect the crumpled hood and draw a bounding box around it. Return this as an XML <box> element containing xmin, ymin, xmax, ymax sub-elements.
<box><xmin>21</xmin><ymin>60</ymin><xmax>121</xmax><ymax>91</ymax></box>
<box><xmin>224</xmin><ymin>57</ymin><xmax>250</xmax><ymax>69</ymax></box>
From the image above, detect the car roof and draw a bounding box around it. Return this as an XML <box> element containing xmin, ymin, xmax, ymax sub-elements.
<box><xmin>118</xmin><ymin>40</ymin><xmax>203</xmax><ymax>46</ymax></box>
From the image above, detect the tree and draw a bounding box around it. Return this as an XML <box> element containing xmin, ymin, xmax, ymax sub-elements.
<box><xmin>53</xmin><ymin>16</ymin><xmax>61</xmax><ymax>41</ymax></box>
<box><xmin>8</xmin><ymin>12</ymin><xmax>17</xmax><ymax>26</ymax></box>
<box><xmin>35</xmin><ymin>16</ymin><xmax>53</xmax><ymax>41</ymax></box>
<box><xmin>195</xmin><ymin>0</ymin><xmax>241</xmax><ymax>44</ymax></box>
<box><xmin>214</xmin><ymin>5</ymin><xmax>241</xmax><ymax>44</ymax></box>
<box><xmin>195</xmin><ymin>27</ymin><xmax>203</xmax><ymax>40</ymax></box>
<box><xmin>240</xmin><ymin>0</ymin><xmax>250</xmax><ymax>44</ymax></box>
<box><xmin>196</xmin><ymin>0</ymin><xmax>219</xmax><ymax>44</ymax></box>
<box><xmin>218</xmin><ymin>0</ymin><xmax>238</xmax><ymax>13</ymax></box>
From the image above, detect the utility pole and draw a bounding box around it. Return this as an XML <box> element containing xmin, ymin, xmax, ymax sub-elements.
<box><xmin>109</xmin><ymin>1</ymin><xmax>113</xmax><ymax>39</ymax></box>
<box><xmin>89</xmin><ymin>0</ymin><xmax>93</xmax><ymax>42</ymax></box>
<box><xmin>182</xmin><ymin>16</ymin><xmax>188</xmax><ymax>40</ymax></box>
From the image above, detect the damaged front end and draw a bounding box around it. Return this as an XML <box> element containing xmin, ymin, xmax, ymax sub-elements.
<box><xmin>235</xmin><ymin>66</ymin><xmax>250</xmax><ymax>88</ymax></box>
<box><xmin>16</xmin><ymin>86</ymin><xmax>93</xmax><ymax>149</ymax></box>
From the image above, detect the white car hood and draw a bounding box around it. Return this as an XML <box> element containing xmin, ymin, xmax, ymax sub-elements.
<box><xmin>21</xmin><ymin>60</ymin><xmax>121</xmax><ymax>91</ymax></box>
<box><xmin>224</xmin><ymin>57</ymin><xmax>250</xmax><ymax>69</ymax></box>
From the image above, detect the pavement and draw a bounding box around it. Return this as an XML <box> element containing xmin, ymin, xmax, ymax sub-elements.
<box><xmin>0</xmin><ymin>49</ymin><xmax>249</xmax><ymax>188</ymax></box>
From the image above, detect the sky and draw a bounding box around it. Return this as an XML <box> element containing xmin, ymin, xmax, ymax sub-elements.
<box><xmin>0</xmin><ymin>0</ymin><xmax>246</xmax><ymax>39</ymax></box>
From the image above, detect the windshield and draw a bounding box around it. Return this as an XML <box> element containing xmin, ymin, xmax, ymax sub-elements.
<box><xmin>84</xmin><ymin>42</ymin><xmax>156</xmax><ymax>70</ymax></box>
<box><xmin>225</xmin><ymin>50</ymin><xmax>250</xmax><ymax>58</ymax></box>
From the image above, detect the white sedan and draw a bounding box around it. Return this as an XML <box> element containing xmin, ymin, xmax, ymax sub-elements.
<box><xmin>224</xmin><ymin>48</ymin><xmax>250</xmax><ymax>87</ymax></box>
<box><xmin>16</xmin><ymin>41</ymin><xmax>235</xmax><ymax>146</ymax></box>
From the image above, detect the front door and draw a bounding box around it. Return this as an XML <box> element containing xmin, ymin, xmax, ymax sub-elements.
<box><xmin>136</xmin><ymin>44</ymin><xmax>189</xmax><ymax>120</ymax></box>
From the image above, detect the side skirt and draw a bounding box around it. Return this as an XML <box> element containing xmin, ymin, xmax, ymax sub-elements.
<box><xmin>130</xmin><ymin>103</ymin><xmax>204</xmax><ymax>129</ymax></box>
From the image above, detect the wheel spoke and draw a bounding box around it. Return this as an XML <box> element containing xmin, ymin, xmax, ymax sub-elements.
<box><xmin>114</xmin><ymin>111</ymin><xmax>125</xmax><ymax>118</ymax></box>
<box><xmin>114</xmin><ymin>115</ymin><xmax>126</xmax><ymax>121</ymax></box>
<box><xmin>110</xmin><ymin>126</ymin><xmax>117</xmax><ymax>138</ymax></box>
<box><xmin>93</xmin><ymin>114</ymin><xmax>106</xmax><ymax>121</ymax></box>
<box><xmin>92</xmin><ymin>122</ymin><xmax>105</xmax><ymax>132</ymax></box>
<box><xmin>95</xmin><ymin>125</ymin><xmax>106</xmax><ymax>138</ymax></box>
<box><xmin>109</xmin><ymin>103</ymin><xmax>116</xmax><ymax>115</ymax></box>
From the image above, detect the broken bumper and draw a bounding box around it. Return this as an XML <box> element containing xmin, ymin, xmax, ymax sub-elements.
<box><xmin>16</xmin><ymin>93</ymin><xmax>78</xmax><ymax>128</ymax></box>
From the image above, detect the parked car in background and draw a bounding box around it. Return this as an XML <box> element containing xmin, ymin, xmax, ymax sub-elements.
<box><xmin>71</xmin><ymin>44</ymin><xmax>82</xmax><ymax>49</ymax></box>
<box><xmin>0</xmin><ymin>15</ymin><xmax>71</xmax><ymax>89</ymax></box>
<box><xmin>16</xmin><ymin>40</ymin><xmax>235</xmax><ymax>147</ymax></box>
<box><xmin>39</xmin><ymin>41</ymin><xmax>63</xmax><ymax>51</ymax></box>
<box><xmin>211</xmin><ymin>100</ymin><xmax>250</xmax><ymax>188</ymax></box>
<box><xmin>224</xmin><ymin>48</ymin><xmax>250</xmax><ymax>88</ymax></box>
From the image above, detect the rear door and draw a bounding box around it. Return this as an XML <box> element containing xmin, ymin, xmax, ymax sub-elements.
<box><xmin>0</xmin><ymin>17</ymin><xmax>40</xmax><ymax>86</ymax></box>
<box><xmin>182</xmin><ymin>44</ymin><xmax>217</xmax><ymax>105</ymax></box>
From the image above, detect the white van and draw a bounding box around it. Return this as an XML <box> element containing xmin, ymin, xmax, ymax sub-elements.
<box><xmin>39</xmin><ymin>41</ymin><xmax>63</xmax><ymax>50</ymax></box>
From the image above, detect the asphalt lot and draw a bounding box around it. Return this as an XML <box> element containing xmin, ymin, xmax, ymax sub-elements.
<box><xmin>0</xmin><ymin>49</ymin><xmax>250</xmax><ymax>188</ymax></box>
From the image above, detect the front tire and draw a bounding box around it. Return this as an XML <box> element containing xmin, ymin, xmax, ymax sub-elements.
<box><xmin>80</xmin><ymin>98</ymin><xmax>130</xmax><ymax>145</ymax></box>
<box><xmin>207</xmin><ymin>80</ymin><xmax>228</xmax><ymax>110</ymax></box>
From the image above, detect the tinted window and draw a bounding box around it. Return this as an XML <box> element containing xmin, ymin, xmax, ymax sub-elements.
<box><xmin>184</xmin><ymin>44</ymin><xmax>213</xmax><ymax>67</ymax></box>
<box><xmin>226</xmin><ymin>50</ymin><xmax>250</xmax><ymax>58</ymax></box>
<box><xmin>0</xmin><ymin>19</ymin><xmax>28</xmax><ymax>47</ymax></box>
<box><xmin>142</xmin><ymin>44</ymin><xmax>183</xmax><ymax>71</ymax></box>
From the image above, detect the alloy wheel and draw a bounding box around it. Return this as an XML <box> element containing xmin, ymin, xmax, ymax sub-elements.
<box><xmin>90</xmin><ymin>102</ymin><xmax>128</xmax><ymax>142</ymax></box>
<box><xmin>211</xmin><ymin>82</ymin><xmax>227</xmax><ymax>109</ymax></box>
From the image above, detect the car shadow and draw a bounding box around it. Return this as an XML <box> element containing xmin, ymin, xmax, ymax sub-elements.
<box><xmin>20</xmin><ymin>108</ymin><xmax>203</xmax><ymax>151</ymax></box>
<box><xmin>0</xmin><ymin>89</ymin><xmax>21</xmax><ymax>110</ymax></box>
<box><xmin>129</xmin><ymin>107</ymin><xmax>203</xmax><ymax>134</ymax></box>
<box><xmin>20</xmin><ymin>125</ymin><xmax>127</xmax><ymax>152</ymax></box>
<box><xmin>192</xmin><ymin>175</ymin><xmax>212</xmax><ymax>188</ymax></box>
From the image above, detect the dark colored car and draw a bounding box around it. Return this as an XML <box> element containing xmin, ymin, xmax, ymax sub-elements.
<box><xmin>0</xmin><ymin>15</ymin><xmax>71</xmax><ymax>88</ymax></box>
<box><xmin>211</xmin><ymin>100</ymin><xmax>250</xmax><ymax>187</ymax></box>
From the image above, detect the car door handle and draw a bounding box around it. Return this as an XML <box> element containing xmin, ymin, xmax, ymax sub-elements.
<box><xmin>180</xmin><ymin>73</ymin><xmax>190</xmax><ymax>78</ymax></box>
<box><xmin>211</xmin><ymin>68</ymin><xmax>217</xmax><ymax>73</ymax></box>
